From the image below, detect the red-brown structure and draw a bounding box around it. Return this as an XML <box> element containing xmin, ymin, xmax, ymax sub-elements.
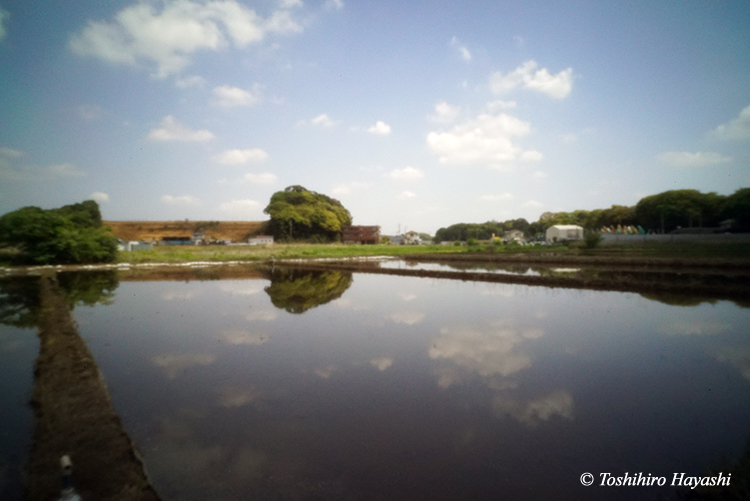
<box><xmin>342</xmin><ymin>225</ymin><xmax>380</xmax><ymax>244</ymax></box>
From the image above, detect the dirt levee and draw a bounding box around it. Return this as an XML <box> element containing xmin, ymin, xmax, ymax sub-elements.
<box><xmin>105</xmin><ymin>220</ymin><xmax>266</xmax><ymax>242</ymax></box>
<box><xmin>23</xmin><ymin>276</ymin><xmax>161</xmax><ymax>501</ymax></box>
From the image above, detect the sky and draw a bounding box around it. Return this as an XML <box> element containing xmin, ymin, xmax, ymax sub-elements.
<box><xmin>0</xmin><ymin>0</ymin><xmax>749</xmax><ymax>235</ymax></box>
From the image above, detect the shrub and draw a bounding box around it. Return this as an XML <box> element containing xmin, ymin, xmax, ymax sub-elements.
<box><xmin>583</xmin><ymin>232</ymin><xmax>603</xmax><ymax>249</ymax></box>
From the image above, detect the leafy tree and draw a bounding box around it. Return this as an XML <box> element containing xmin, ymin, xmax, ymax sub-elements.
<box><xmin>722</xmin><ymin>188</ymin><xmax>750</xmax><ymax>230</ymax></box>
<box><xmin>635</xmin><ymin>189</ymin><xmax>726</xmax><ymax>233</ymax></box>
<box><xmin>264</xmin><ymin>186</ymin><xmax>352</xmax><ymax>242</ymax></box>
<box><xmin>0</xmin><ymin>201</ymin><xmax>117</xmax><ymax>264</ymax></box>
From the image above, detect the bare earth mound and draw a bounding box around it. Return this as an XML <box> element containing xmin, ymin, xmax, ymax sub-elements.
<box><xmin>23</xmin><ymin>275</ymin><xmax>161</xmax><ymax>501</ymax></box>
<box><xmin>105</xmin><ymin>221</ymin><xmax>267</xmax><ymax>242</ymax></box>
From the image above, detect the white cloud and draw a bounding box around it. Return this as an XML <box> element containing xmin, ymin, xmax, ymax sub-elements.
<box><xmin>429</xmin><ymin>101</ymin><xmax>461</xmax><ymax>124</ymax></box>
<box><xmin>387</xmin><ymin>166</ymin><xmax>424</xmax><ymax>181</ymax></box>
<box><xmin>331</xmin><ymin>181</ymin><xmax>369</xmax><ymax>195</ymax></box>
<box><xmin>69</xmin><ymin>0</ymin><xmax>303</xmax><ymax>78</ymax></box>
<box><xmin>161</xmin><ymin>194</ymin><xmax>199</xmax><ymax>206</ymax></box>
<box><xmin>325</xmin><ymin>0</ymin><xmax>344</xmax><ymax>10</ymax></box>
<box><xmin>0</xmin><ymin>8</ymin><xmax>8</xmax><ymax>42</ymax></box>
<box><xmin>0</xmin><ymin>161</ymin><xmax>85</xmax><ymax>182</ymax></box>
<box><xmin>450</xmin><ymin>36</ymin><xmax>471</xmax><ymax>62</ymax></box>
<box><xmin>710</xmin><ymin>104</ymin><xmax>750</xmax><ymax>141</ymax></box>
<box><xmin>533</xmin><ymin>171</ymin><xmax>547</xmax><ymax>180</ymax></box>
<box><xmin>90</xmin><ymin>191</ymin><xmax>110</xmax><ymax>202</ymax></box>
<box><xmin>175</xmin><ymin>75</ymin><xmax>207</xmax><ymax>88</ymax></box>
<box><xmin>213</xmin><ymin>84</ymin><xmax>262</xmax><ymax>107</ymax></box>
<box><xmin>426</xmin><ymin>112</ymin><xmax>540</xmax><ymax>168</ymax></box>
<box><xmin>312</xmin><ymin>114</ymin><xmax>335</xmax><ymax>126</ymax></box>
<box><xmin>520</xmin><ymin>150</ymin><xmax>544</xmax><ymax>162</ymax></box>
<box><xmin>489</xmin><ymin>60</ymin><xmax>573</xmax><ymax>99</ymax></box>
<box><xmin>522</xmin><ymin>200</ymin><xmax>543</xmax><ymax>208</ymax></box>
<box><xmin>148</xmin><ymin>116</ymin><xmax>215</xmax><ymax>142</ymax></box>
<box><xmin>399</xmin><ymin>191</ymin><xmax>416</xmax><ymax>200</ymax></box>
<box><xmin>657</xmin><ymin>151</ymin><xmax>732</xmax><ymax>168</ymax></box>
<box><xmin>492</xmin><ymin>391</ymin><xmax>574</xmax><ymax>427</ymax></box>
<box><xmin>280</xmin><ymin>0</ymin><xmax>303</xmax><ymax>8</ymax></box>
<box><xmin>485</xmin><ymin>100</ymin><xmax>517</xmax><ymax>112</ymax></box>
<box><xmin>78</xmin><ymin>104</ymin><xmax>103</xmax><ymax>120</ymax></box>
<box><xmin>513</xmin><ymin>35</ymin><xmax>524</xmax><ymax>47</ymax></box>
<box><xmin>480</xmin><ymin>193</ymin><xmax>513</xmax><ymax>202</ymax></box>
<box><xmin>219</xmin><ymin>199</ymin><xmax>261</xmax><ymax>215</ymax></box>
<box><xmin>0</xmin><ymin>146</ymin><xmax>23</xmax><ymax>159</ymax></box>
<box><xmin>214</xmin><ymin>148</ymin><xmax>268</xmax><ymax>164</ymax></box>
<box><xmin>243</xmin><ymin>172</ymin><xmax>277</xmax><ymax>184</ymax></box>
<box><xmin>367</xmin><ymin>121</ymin><xmax>391</xmax><ymax>135</ymax></box>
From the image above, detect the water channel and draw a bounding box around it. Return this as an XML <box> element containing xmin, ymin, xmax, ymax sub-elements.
<box><xmin>1</xmin><ymin>264</ymin><xmax>749</xmax><ymax>500</ymax></box>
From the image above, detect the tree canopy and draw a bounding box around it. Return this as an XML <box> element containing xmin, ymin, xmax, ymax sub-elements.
<box><xmin>0</xmin><ymin>200</ymin><xmax>118</xmax><ymax>264</ymax></box>
<box><xmin>263</xmin><ymin>185</ymin><xmax>352</xmax><ymax>242</ymax></box>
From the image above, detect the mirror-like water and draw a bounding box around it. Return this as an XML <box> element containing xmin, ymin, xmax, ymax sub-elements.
<box><xmin>2</xmin><ymin>268</ymin><xmax>750</xmax><ymax>500</ymax></box>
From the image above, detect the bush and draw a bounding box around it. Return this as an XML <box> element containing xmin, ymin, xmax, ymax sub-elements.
<box><xmin>583</xmin><ymin>232</ymin><xmax>603</xmax><ymax>249</ymax></box>
<box><xmin>467</xmin><ymin>238</ymin><xmax>479</xmax><ymax>247</ymax></box>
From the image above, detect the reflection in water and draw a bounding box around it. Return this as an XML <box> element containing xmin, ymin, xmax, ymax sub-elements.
<box><xmin>264</xmin><ymin>268</ymin><xmax>353</xmax><ymax>314</ymax></box>
<box><xmin>369</xmin><ymin>357</ymin><xmax>394</xmax><ymax>371</ymax></box>
<box><xmin>153</xmin><ymin>353</ymin><xmax>217</xmax><ymax>379</ymax></box>
<box><xmin>492</xmin><ymin>390</ymin><xmax>575</xmax><ymax>427</ymax></box>
<box><xmin>714</xmin><ymin>347</ymin><xmax>750</xmax><ymax>381</ymax></box>
<box><xmin>222</xmin><ymin>329</ymin><xmax>268</xmax><ymax>345</ymax></box>
<box><xmin>57</xmin><ymin>270</ymin><xmax>119</xmax><ymax>309</ymax></box>
<box><xmin>0</xmin><ymin>276</ymin><xmax>40</xmax><ymax>328</ymax></box>
<box><xmin>389</xmin><ymin>310</ymin><xmax>425</xmax><ymax>325</ymax></box>
<box><xmin>429</xmin><ymin>321</ymin><xmax>542</xmax><ymax>378</ymax></box>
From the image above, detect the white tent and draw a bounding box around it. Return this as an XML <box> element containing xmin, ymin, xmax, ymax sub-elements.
<box><xmin>546</xmin><ymin>225</ymin><xmax>584</xmax><ymax>243</ymax></box>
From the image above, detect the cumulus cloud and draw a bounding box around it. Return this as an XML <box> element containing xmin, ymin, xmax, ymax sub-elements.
<box><xmin>219</xmin><ymin>199</ymin><xmax>261</xmax><ymax>215</ymax></box>
<box><xmin>485</xmin><ymin>100</ymin><xmax>517</xmax><ymax>112</ymax></box>
<box><xmin>370</xmin><ymin>357</ymin><xmax>394</xmax><ymax>371</ymax></box>
<box><xmin>429</xmin><ymin>101</ymin><xmax>461</xmax><ymax>124</ymax></box>
<box><xmin>426</xmin><ymin>112</ymin><xmax>539</xmax><ymax>168</ymax></box>
<box><xmin>399</xmin><ymin>191</ymin><xmax>416</xmax><ymax>200</ymax></box>
<box><xmin>709</xmin><ymin>104</ymin><xmax>750</xmax><ymax>141</ymax></box>
<box><xmin>331</xmin><ymin>181</ymin><xmax>369</xmax><ymax>195</ymax></box>
<box><xmin>213</xmin><ymin>84</ymin><xmax>262</xmax><ymax>107</ymax></box>
<box><xmin>520</xmin><ymin>150</ymin><xmax>544</xmax><ymax>162</ymax></box>
<box><xmin>533</xmin><ymin>171</ymin><xmax>547</xmax><ymax>180</ymax></box>
<box><xmin>367</xmin><ymin>121</ymin><xmax>391</xmax><ymax>135</ymax></box>
<box><xmin>90</xmin><ymin>191</ymin><xmax>109</xmax><ymax>202</ymax></box>
<box><xmin>489</xmin><ymin>60</ymin><xmax>573</xmax><ymax>99</ymax></box>
<box><xmin>450</xmin><ymin>36</ymin><xmax>471</xmax><ymax>62</ymax></box>
<box><xmin>657</xmin><ymin>151</ymin><xmax>732</xmax><ymax>168</ymax></box>
<box><xmin>0</xmin><ymin>146</ymin><xmax>23</xmax><ymax>159</ymax></box>
<box><xmin>175</xmin><ymin>75</ymin><xmax>207</xmax><ymax>88</ymax></box>
<box><xmin>161</xmin><ymin>194</ymin><xmax>199</xmax><ymax>206</ymax></box>
<box><xmin>298</xmin><ymin>113</ymin><xmax>336</xmax><ymax>127</ymax></box>
<box><xmin>68</xmin><ymin>0</ymin><xmax>303</xmax><ymax>78</ymax></box>
<box><xmin>243</xmin><ymin>172</ymin><xmax>277</xmax><ymax>184</ymax></box>
<box><xmin>148</xmin><ymin>116</ymin><xmax>215</xmax><ymax>142</ymax></box>
<box><xmin>522</xmin><ymin>200</ymin><xmax>543</xmax><ymax>208</ymax></box>
<box><xmin>214</xmin><ymin>148</ymin><xmax>268</xmax><ymax>164</ymax></box>
<box><xmin>387</xmin><ymin>166</ymin><xmax>424</xmax><ymax>180</ymax></box>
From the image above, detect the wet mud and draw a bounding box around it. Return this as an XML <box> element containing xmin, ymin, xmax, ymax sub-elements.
<box><xmin>23</xmin><ymin>275</ymin><xmax>161</xmax><ymax>501</ymax></box>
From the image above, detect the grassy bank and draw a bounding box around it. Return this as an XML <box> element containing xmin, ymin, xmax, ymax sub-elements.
<box><xmin>115</xmin><ymin>243</ymin><xmax>471</xmax><ymax>263</ymax></box>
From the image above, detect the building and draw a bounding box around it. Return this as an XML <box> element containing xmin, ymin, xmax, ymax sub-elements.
<box><xmin>342</xmin><ymin>225</ymin><xmax>380</xmax><ymax>244</ymax></box>
<box><xmin>402</xmin><ymin>231</ymin><xmax>420</xmax><ymax>245</ymax></box>
<box><xmin>117</xmin><ymin>239</ymin><xmax>154</xmax><ymax>252</ymax></box>
<box><xmin>503</xmin><ymin>229</ymin><xmax>526</xmax><ymax>244</ymax></box>
<box><xmin>248</xmin><ymin>235</ymin><xmax>274</xmax><ymax>245</ymax></box>
<box><xmin>161</xmin><ymin>236</ymin><xmax>193</xmax><ymax>245</ymax></box>
<box><xmin>546</xmin><ymin>225</ymin><xmax>584</xmax><ymax>243</ymax></box>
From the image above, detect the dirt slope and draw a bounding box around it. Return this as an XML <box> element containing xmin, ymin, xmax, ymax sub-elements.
<box><xmin>104</xmin><ymin>221</ymin><xmax>267</xmax><ymax>242</ymax></box>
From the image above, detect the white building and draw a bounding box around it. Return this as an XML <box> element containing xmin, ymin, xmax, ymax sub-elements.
<box><xmin>546</xmin><ymin>225</ymin><xmax>584</xmax><ymax>243</ymax></box>
<box><xmin>248</xmin><ymin>235</ymin><xmax>274</xmax><ymax>245</ymax></box>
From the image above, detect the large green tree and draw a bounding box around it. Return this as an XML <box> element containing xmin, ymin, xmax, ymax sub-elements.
<box><xmin>263</xmin><ymin>185</ymin><xmax>352</xmax><ymax>242</ymax></box>
<box><xmin>0</xmin><ymin>200</ymin><xmax>118</xmax><ymax>264</ymax></box>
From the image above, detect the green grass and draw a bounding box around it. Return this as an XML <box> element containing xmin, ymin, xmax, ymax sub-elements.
<box><xmin>116</xmin><ymin>243</ymin><xmax>470</xmax><ymax>264</ymax></box>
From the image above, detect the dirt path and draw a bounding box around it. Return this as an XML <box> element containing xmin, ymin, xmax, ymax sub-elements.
<box><xmin>23</xmin><ymin>275</ymin><xmax>161</xmax><ymax>501</ymax></box>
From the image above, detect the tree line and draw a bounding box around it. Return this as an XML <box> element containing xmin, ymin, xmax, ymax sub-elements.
<box><xmin>435</xmin><ymin>188</ymin><xmax>750</xmax><ymax>242</ymax></box>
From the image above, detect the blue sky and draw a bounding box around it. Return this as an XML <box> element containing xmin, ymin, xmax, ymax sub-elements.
<box><xmin>1</xmin><ymin>0</ymin><xmax>749</xmax><ymax>235</ymax></box>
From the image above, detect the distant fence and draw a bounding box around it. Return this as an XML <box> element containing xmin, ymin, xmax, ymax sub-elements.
<box><xmin>600</xmin><ymin>234</ymin><xmax>750</xmax><ymax>245</ymax></box>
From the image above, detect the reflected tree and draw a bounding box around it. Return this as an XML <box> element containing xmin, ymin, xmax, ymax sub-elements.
<box><xmin>638</xmin><ymin>293</ymin><xmax>718</xmax><ymax>307</ymax></box>
<box><xmin>264</xmin><ymin>268</ymin><xmax>353</xmax><ymax>314</ymax></box>
<box><xmin>57</xmin><ymin>271</ymin><xmax>119</xmax><ymax>309</ymax></box>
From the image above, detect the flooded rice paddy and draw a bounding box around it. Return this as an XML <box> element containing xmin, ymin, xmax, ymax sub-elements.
<box><xmin>1</xmin><ymin>264</ymin><xmax>750</xmax><ymax>500</ymax></box>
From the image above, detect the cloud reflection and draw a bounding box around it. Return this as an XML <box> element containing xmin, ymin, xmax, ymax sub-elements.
<box><xmin>369</xmin><ymin>357</ymin><xmax>394</xmax><ymax>371</ymax></box>
<box><xmin>390</xmin><ymin>310</ymin><xmax>426</xmax><ymax>325</ymax></box>
<box><xmin>223</xmin><ymin>329</ymin><xmax>269</xmax><ymax>346</ymax></box>
<box><xmin>662</xmin><ymin>320</ymin><xmax>732</xmax><ymax>336</ymax></box>
<box><xmin>714</xmin><ymin>346</ymin><xmax>750</xmax><ymax>381</ymax></box>
<box><xmin>217</xmin><ymin>386</ymin><xmax>261</xmax><ymax>408</ymax></box>
<box><xmin>246</xmin><ymin>309</ymin><xmax>279</xmax><ymax>321</ymax></box>
<box><xmin>492</xmin><ymin>391</ymin><xmax>575</xmax><ymax>427</ymax></box>
<box><xmin>429</xmin><ymin>322</ymin><xmax>541</xmax><ymax>377</ymax></box>
<box><xmin>217</xmin><ymin>282</ymin><xmax>264</xmax><ymax>296</ymax></box>
<box><xmin>153</xmin><ymin>353</ymin><xmax>217</xmax><ymax>379</ymax></box>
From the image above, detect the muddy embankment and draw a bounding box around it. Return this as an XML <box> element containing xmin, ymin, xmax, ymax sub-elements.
<box><xmin>24</xmin><ymin>275</ymin><xmax>161</xmax><ymax>501</ymax></box>
<box><xmin>269</xmin><ymin>254</ymin><xmax>750</xmax><ymax>303</ymax></box>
